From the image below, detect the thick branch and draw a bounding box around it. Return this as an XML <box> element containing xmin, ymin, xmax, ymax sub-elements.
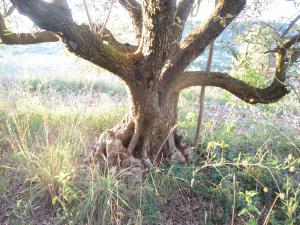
<box><xmin>173</xmin><ymin>0</ymin><xmax>195</xmax><ymax>41</ymax></box>
<box><xmin>164</xmin><ymin>0</ymin><xmax>246</xmax><ymax>77</ymax></box>
<box><xmin>174</xmin><ymin>71</ymin><xmax>289</xmax><ymax>104</ymax></box>
<box><xmin>139</xmin><ymin>0</ymin><xmax>176</xmax><ymax>75</ymax></box>
<box><xmin>280</xmin><ymin>14</ymin><xmax>300</xmax><ymax>39</ymax></box>
<box><xmin>172</xmin><ymin>34</ymin><xmax>300</xmax><ymax>104</ymax></box>
<box><xmin>119</xmin><ymin>0</ymin><xmax>142</xmax><ymax>40</ymax></box>
<box><xmin>180</xmin><ymin>0</ymin><xmax>246</xmax><ymax>56</ymax></box>
<box><xmin>0</xmin><ymin>13</ymin><xmax>58</xmax><ymax>44</ymax></box>
<box><xmin>11</xmin><ymin>0</ymin><xmax>135</xmax><ymax>80</ymax></box>
<box><xmin>176</xmin><ymin>0</ymin><xmax>195</xmax><ymax>23</ymax></box>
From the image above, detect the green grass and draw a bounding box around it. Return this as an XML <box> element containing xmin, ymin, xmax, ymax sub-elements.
<box><xmin>0</xmin><ymin>76</ymin><xmax>299</xmax><ymax>225</ymax></box>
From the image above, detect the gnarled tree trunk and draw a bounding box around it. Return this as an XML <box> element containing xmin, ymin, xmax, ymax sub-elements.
<box><xmin>6</xmin><ymin>0</ymin><xmax>300</xmax><ymax>169</ymax></box>
<box><xmin>93</xmin><ymin>73</ymin><xmax>189</xmax><ymax>169</ymax></box>
<box><xmin>116</xmin><ymin>78</ymin><xmax>182</xmax><ymax>161</ymax></box>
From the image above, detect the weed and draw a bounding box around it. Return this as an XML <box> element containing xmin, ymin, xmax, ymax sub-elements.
<box><xmin>0</xmin><ymin>74</ymin><xmax>299</xmax><ymax>224</ymax></box>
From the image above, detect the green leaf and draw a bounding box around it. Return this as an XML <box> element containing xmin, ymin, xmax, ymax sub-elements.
<box><xmin>238</xmin><ymin>208</ymin><xmax>249</xmax><ymax>216</ymax></box>
<box><xmin>246</xmin><ymin>190</ymin><xmax>258</xmax><ymax>198</ymax></box>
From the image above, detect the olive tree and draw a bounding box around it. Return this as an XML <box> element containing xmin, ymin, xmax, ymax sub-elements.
<box><xmin>1</xmin><ymin>0</ymin><xmax>299</xmax><ymax>167</ymax></box>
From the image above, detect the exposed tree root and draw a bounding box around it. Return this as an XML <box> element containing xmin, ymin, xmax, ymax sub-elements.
<box><xmin>82</xmin><ymin>116</ymin><xmax>196</xmax><ymax>187</ymax></box>
<box><xmin>87</xmin><ymin>119</ymin><xmax>193</xmax><ymax>170</ymax></box>
<box><xmin>126</xmin><ymin>126</ymin><xmax>141</xmax><ymax>156</ymax></box>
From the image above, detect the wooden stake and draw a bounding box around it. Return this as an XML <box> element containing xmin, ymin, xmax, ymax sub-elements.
<box><xmin>193</xmin><ymin>0</ymin><xmax>217</xmax><ymax>147</ymax></box>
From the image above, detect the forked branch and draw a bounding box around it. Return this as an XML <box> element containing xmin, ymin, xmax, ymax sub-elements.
<box><xmin>164</xmin><ymin>0</ymin><xmax>246</xmax><ymax>76</ymax></box>
<box><xmin>11</xmin><ymin>0</ymin><xmax>135</xmax><ymax>80</ymax></box>
<box><xmin>173</xmin><ymin>33</ymin><xmax>300</xmax><ymax>104</ymax></box>
<box><xmin>0</xmin><ymin>12</ymin><xmax>58</xmax><ymax>44</ymax></box>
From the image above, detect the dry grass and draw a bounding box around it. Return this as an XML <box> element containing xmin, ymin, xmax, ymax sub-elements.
<box><xmin>0</xmin><ymin>75</ymin><xmax>299</xmax><ymax>225</ymax></box>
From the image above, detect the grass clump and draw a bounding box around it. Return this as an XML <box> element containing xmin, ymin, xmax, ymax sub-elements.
<box><xmin>72</xmin><ymin>169</ymin><xmax>129</xmax><ymax>225</ymax></box>
<box><xmin>0</xmin><ymin>75</ymin><xmax>299</xmax><ymax>224</ymax></box>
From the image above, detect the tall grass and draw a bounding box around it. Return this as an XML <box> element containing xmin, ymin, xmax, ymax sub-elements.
<box><xmin>0</xmin><ymin>78</ymin><xmax>127</xmax><ymax>224</ymax></box>
<box><xmin>0</xmin><ymin>75</ymin><xmax>299</xmax><ymax>224</ymax></box>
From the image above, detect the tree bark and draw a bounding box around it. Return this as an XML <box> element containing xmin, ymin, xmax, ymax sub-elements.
<box><xmin>92</xmin><ymin>76</ymin><xmax>188</xmax><ymax>170</ymax></box>
<box><xmin>113</xmin><ymin>80</ymin><xmax>182</xmax><ymax>162</ymax></box>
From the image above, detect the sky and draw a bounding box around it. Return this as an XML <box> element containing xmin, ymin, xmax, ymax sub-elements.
<box><xmin>8</xmin><ymin>0</ymin><xmax>300</xmax><ymax>34</ymax></box>
<box><xmin>1</xmin><ymin>0</ymin><xmax>299</xmax><ymax>76</ymax></box>
<box><xmin>191</xmin><ymin>0</ymin><xmax>299</xmax><ymax>21</ymax></box>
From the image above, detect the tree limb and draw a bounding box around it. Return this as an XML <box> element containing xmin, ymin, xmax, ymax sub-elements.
<box><xmin>0</xmin><ymin>12</ymin><xmax>58</xmax><ymax>44</ymax></box>
<box><xmin>172</xmin><ymin>33</ymin><xmax>300</xmax><ymax>104</ymax></box>
<box><xmin>140</xmin><ymin>0</ymin><xmax>176</xmax><ymax>75</ymax></box>
<box><xmin>280</xmin><ymin>13</ymin><xmax>300</xmax><ymax>39</ymax></box>
<box><xmin>11</xmin><ymin>0</ymin><xmax>135</xmax><ymax>80</ymax></box>
<box><xmin>118</xmin><ymin>0</ymin><xmax>142</xmax><ymax>40</ymax></box>
<box><xmin>174</xmin><ymin>71</ymin><xmax>289</xmax><ymax>104</ymax></box>
<box><xmin>173</xmin><ymin>0</ymin><xmax>195</xmax><ymax>41</ymax></box>
<box><xmin>164</xmin><ymin>0</ymin><xmax>246</xmax><ymax>77</ymax></box>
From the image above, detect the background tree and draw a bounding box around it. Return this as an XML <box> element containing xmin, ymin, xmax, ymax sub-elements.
<box><xmin>1</xmin><ymin>0</ymin><xmax>299</xmax><ymax>168</ymax></box>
